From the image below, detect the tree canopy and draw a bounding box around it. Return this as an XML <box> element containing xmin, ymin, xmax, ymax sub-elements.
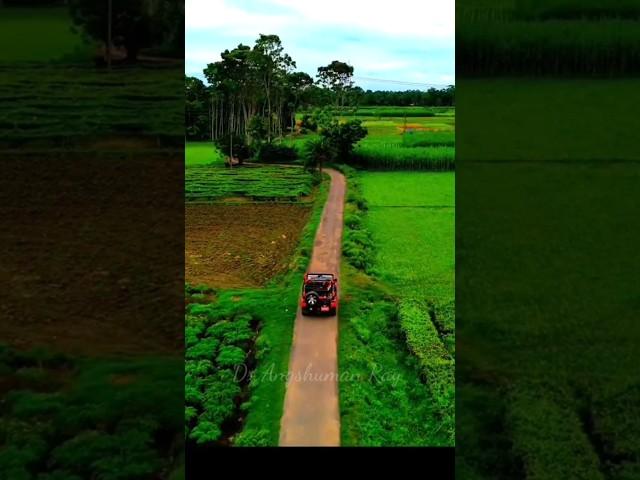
<box><xmin>68</xmin><ymin>0</ymin><xmax>184</xmax><ymax>61</ymax></box>
<box><xmin>185</xmin><ymin>35</ymin><xmax>454</xmax><ymax>142</ymax></box>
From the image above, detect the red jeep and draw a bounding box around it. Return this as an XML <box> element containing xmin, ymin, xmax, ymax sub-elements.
<box><xmin>300</xmin><ymin>273</ymin><xmax>338</xmax><ymax>316</ymax></box>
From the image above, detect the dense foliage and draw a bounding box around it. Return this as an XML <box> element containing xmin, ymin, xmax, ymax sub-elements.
<box><xmin>0</xmin><ymin>345</ymin><xmax>183</xmax><ymax>479</ymax></box>
<box><xmin>184</xmin><ymin>293</ymin><xmax>258</xmax><ymax>446</ymax></box>
<box><xmin>184</xmin><ymin>34</ymin><xmax>454</xmax><ymax>142</ymax></box>
<box><xmin>356</xmin><ymin>87</ymin><xmax>455</xmax><ymax>107</ymax></box>
<box><xmin>68</xmin><ymin>0</ymin><xmax>184</xmax><ymax>61</ymax></box>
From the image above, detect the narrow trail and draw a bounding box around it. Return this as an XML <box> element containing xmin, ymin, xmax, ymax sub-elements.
<box><xmin>279</xmin><ymin>169</ymin><xmax>345</xmax><ymax>447</ymax></box>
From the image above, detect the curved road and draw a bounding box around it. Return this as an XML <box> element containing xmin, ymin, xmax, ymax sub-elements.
<box><xmin>279</xmin><ymin>169</ymin><xmax>345</xmax><ymax>447</ymax></box>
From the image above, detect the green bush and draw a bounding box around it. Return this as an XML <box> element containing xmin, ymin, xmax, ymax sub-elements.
<box><xmin>300</xmin><ymin>114</ymin><xmax>318</xmax><ymax>132</ymax></box>
<box><xmin>189</xmin><ymin>421</ymin><xmax>222</xmax><ymax>445</ymax></box>
<box><xmin>185</xmin><ymin>337</ymin><xmax>220</xmax><ymax>361</ymax></box>
<box><xmin>341</xmin><ymin>170</ymin><xmax>375</xmax><ymax>272</ymax></box>
<box><xmin>214</xmin><ymin>133</ymin><xmax>252</xmax><ymax>162</ymax></box>
<box><xmin>398</xmin><ymin>298</ymin><xmax>454</xmax><ymax>439</ymax></box>
<box><xmin>321</xmin><ymin>118</ymin><xmax>368</xmax><ymax>161</ymax></box>
<box><xmin>507</xmin><ymin>386</ymin><xmax>603</xmax><ymax>480</ymax></box>
<box><xmin>216</xmin><ymin>346</ymin><xmax>246</xmax><ymax>368</ymax></box>
<box><xmin>184</xmin><ymin>312</ymin><xmax>259</xmax><ymax>445</ymax></box>
<box><xmin>234</xmin><ymin>428</ymin><xmax>271</xmax><ymax>446</ymax></box>
<box><xmin>255</xmin><ymin>143</ymin><xmax>298</xmax><ymax>163</ymax></box>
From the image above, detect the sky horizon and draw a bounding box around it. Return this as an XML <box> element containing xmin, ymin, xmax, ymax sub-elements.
<box><xmin>185</xmin><ymin>0</ymin><xmax>455</xmax><ymax>92</ymax></box>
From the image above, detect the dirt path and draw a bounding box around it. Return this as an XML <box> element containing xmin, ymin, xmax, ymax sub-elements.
<box><xmin>279</xmin><ymin>169</ymin><xmax>345</xmax><ymax>446</ymax></box>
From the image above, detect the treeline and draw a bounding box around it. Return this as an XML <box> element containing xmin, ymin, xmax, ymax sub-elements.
<box><xmin>186</xmin><ymin>35</ymin><xmax>454</xmax><ymax>141</ymax></box>
<box><xmin>355</xmin><ymin>87</ymin><xmax>455</xmax><ymax>107</ymax></box>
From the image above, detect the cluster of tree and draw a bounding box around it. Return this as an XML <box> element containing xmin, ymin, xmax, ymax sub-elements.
<box><xmin>186</xmin><ymin>35</ymin><xmax>454</xmax><ymax>142</ymax></box>
<box><xmin>356</xmin><ymin>86</ymin><xmax>455</xmax><ymax>107</ymax></box>
<box><xmin>304</xmin><ymin>117</ymin><xmax>368</xmax><ymax>173</ymax></box>
<box><xmin>61</xmin><ymin>0</ymin><xmax>184</xmax><ymax>62</ymax></box>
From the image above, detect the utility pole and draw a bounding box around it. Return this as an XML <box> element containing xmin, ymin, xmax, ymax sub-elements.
<box><xmin>107</xmin><ymin>0</ymin><xmax>112</xmax><ymax>70</ymax></box>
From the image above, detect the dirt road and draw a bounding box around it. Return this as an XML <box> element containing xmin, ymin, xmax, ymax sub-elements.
<box><xmin>279</xmin><ymin>169</ymin><xmax>345</xmax><ymax>446</ymax></box>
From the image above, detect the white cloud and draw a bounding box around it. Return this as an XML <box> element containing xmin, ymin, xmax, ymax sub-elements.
<box><xmin>268</xmin><ymin>0</ymin><xmax>454</xmax><ymax>40</ymax></box>
<box><xmin>185</xmin><ymin>0</ymin><xmax>455</xmax><ymax>88</ymax></box>
<box><xmin>186</xmin><ymin>0</ymin><xmax>454</xmax><ymax>40</ymax></box>
<box><xmin>185</xmin><ymin>0</ymin><xmax>290</xmax><ymax>34</ymax></box>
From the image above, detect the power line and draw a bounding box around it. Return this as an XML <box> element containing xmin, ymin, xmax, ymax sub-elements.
<box><xmin>353</xmin><ymin>76</ymin><xmax>453</xmax><ymax>88</ymax></box>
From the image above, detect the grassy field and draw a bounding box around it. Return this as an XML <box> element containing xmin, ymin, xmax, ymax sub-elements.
<box><xmin>457</xmin><ymin>78</ymin><xmax>639</xmax><ymax>162</ymax></box>
<box><xmin>0</xmin><ymin>7</ymin><xmax>93</xmax><ymax>62</ymax></box>
<box><xmin>0</xmin><ymin>65</ymin><xmax>183</xmax><ymax>148</ymax></box>
<box><xmin>287</xmin><ymin>111</ymin><xmax>456</xmax><ymax>170</ymax></box>
<box><xmin>185</xmin><ymin>142</ymin><xmax>316</xmax><ymax>202</ymax></box>
<box><xmin>350</xmin><ymin>114</ymin><xmax>455</xmax><ymax>169</ymax></box>
<box><xmin>331</xmin><ymin>106</ymin><xmax>455</xmax><ymax>117</ymax></box>
<box><xmin>458</xmin><ymin>0</ymin><xmax>640</xmax><ymax>75</ymax></box>
<box><xmin>362</xmin><ymin>172</ymin><xmax>455</xmax><ymax>301</ymax></box>
<box><xmin>185</xmin><ymin>142</ymin><xmax>224</xmax><ymax>167</ymax></box>
<box><xmin>457</xmin><ymin>75</ymin><xmax>640</xmax><ymax>478</ymax></box>
<box><xmin>339</xmin><ymin>169</ymin><xmax>455</xmax><ymax>445</ymax></box>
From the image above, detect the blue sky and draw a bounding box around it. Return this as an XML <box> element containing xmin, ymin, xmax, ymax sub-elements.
<box><xmin>186</xmin><ymin>0</ymin><xmax>455</xmax><ymax>91</ymax></box>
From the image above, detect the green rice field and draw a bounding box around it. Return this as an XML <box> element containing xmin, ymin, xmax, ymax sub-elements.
<box><xmin>362</xmin><ymin>172</ymin><xmax>455</xmax><ymax>322</ymax></box>
<box><xmin>0</xmin><ymin>7</ymin><xmax>93</xmax><ymax>63</ymax></box>
<box><xmin>339</xmin><ymin>170</ymin><xmax>455</xmax><ymax>446</ymax></box>
<box><xmin>185</xmin><ymin>165</ymin><xmax>314</xmax><ymax>202</ymax></box>
<box><xmin>0</xmin><ymin>66</ymin><xmax>183</xmax><ymax>147</ymax></box>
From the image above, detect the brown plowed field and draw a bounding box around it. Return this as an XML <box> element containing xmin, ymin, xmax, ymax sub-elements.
<box><xmin>186</xmin><ymin>203</ymin><xmax>312</xmax><ymax>289</ymax></box>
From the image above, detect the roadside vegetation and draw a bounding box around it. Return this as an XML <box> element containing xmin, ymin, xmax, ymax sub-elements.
<box><xmin>338</xmin><ymin>169</ymin><xmax>455</xmax><ymax>446</ymax></box>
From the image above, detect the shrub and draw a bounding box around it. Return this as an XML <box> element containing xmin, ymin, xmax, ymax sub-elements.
<box><xmin>234</xmin><ymin>428</ymin><xmax>271</xmax><ymax>446</ymax></box>
<box><xmin>320</xmin><ymin>118</ymin><xmax>368</xmax><ymax>161</ymax></box>
<box><xmin>214</xmin><ymin>134</ymin><xmax>252</xmax><ymax>162</ymax></box>
<box><xmin>189</xmin><ymin>421</ymin><xmax>222</xmax><ymax>445</ymax></box>
<box><xmin>255</xmin><ymin>143</ymin><xmax>298</xmax><ymax>163</ymax></box>
<box><xmin>300</xmin><ymin>114</ymin><xmax>317</xmax><ymax>132</ymax></box>
<box><xmin>303</xmin><ymin>137</ymin><xmax>336</xmax><ymax>172</ymax></box>
<box><xmin>397</xmin><ymin>299</ymin><xmax>453</xmax><ymax>411</ymax></box>
<box><xmin>508</xmin><ymin>387</ymin><xmax>603</xmax><ymax>480</ymax></box>
<box><xmin>185</xmin><ymin>337</ymin><xmax>220</xmax><ymax>361</ymax></box>
<box><xmin>216</xmin><ymin>346</ymin><xmax>246</xmax><ymax>368</ymax></box>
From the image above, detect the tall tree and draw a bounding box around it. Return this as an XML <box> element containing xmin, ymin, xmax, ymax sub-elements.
<box><xmin>286</xmin><ymin>71</ymin><xmax>313</xmax><ymax>133</ymax></box>
<box><xmin>317</xmin><ymin>60</ymin><xmax>354</xmax><ymax>108</ymax></box>
<box><xmin>253</xmin><ymin>34</ymin><xmax>295</xmax><ymax>141</ymax></box>
<box><xmin>185</xmin><ymin>76</ymin><xmax>209</xmax><ymax>140</ymax></box>
<box><xmin>68</xmin><ymin>0</ymin><xmax>182</xmax><ymax>62</ymax></box>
